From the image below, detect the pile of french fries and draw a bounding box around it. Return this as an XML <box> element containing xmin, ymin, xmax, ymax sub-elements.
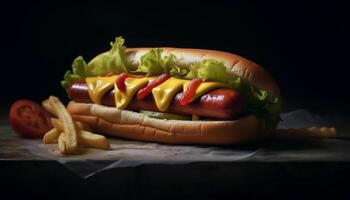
<box><xmin>42</xmin><ymin>96</ymin><xmax>110</xmax><ymax>155</ymax></box>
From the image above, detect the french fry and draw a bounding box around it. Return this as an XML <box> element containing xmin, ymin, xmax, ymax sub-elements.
<box><xmin>43</xmin><ymin>128</ymin><xmax>60</xmax><ymax>144</ymax></box>
<box><xmin>48</xmin><ymin>96</ymin><xmax>78</xmax><ymax>153</ymax></box>
<box><xmin>51</xmin><ymin>118</ymin><xmax>83</xmax><ymax>132</ymax></box>
<box><xmin>50</xmin><ymin>118</ymin><xmax>109</xmax><ymax>149</ymax></box>
<box><xmin>79</xmin><ymin>130</ymin><xmax>110</xmax><ymax>150</ymax></box>
<box><xmin>51</xmin><ymin>118</ymin><xmax>63</xmax><ymax>132</ymax></box>
<box><xmin>58</xmin><ymin>133</ymin><xmax>68</xmax><ymax>155</ymax></box>
<box><xmin>274</xmin><ymin>127</ymin><xmax>337</xmax><ymax>139</ymax></box>
<box><xmin>42</xmin><ymin>96</ymin><xmax>110</xmax><ymax>155</ymax></box>
<box><xmin>42</xmin><ymin>99</ymin><xmax>56</xmax><ymax>116</ymax></box>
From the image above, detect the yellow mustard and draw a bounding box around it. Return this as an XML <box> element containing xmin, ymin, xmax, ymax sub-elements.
<box><xmin>152</xmin><ymin>77</ymin><xmax>189</xmax><ymax>112</ymax></box>
<box><xmin>114</xmin><ymin>77</ymin><xmax>155</xmax><ymax>110</ymax></box>
<box><xmin>86</xmin><ymin>75</ymin><xmax>230</xmax><ymax>112</ymax></box>
<box><xmin>183</xmin><ymin>81</ymin><xmax>231</xmax><ymax>103</ymax></box>
<box><xmin>86</xmin><ymin>75</ymin><xmax>117</xmax><ymax>104</ymax></box>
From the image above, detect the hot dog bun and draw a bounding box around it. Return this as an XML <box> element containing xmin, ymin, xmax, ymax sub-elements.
<box><xmin>67</xmin><ymin>102</ymin><xmax>267</xmax><ymax>144</ymax></box>
<box><xmin>70</xmin><ymin>48</ymin><xmax>280</xmax><ymax>144</ymax></box>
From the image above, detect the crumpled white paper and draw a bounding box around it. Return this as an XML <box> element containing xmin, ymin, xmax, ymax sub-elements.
<box><xmin>20</xmin><ymin>137</ymin><xmax>264</xmax><ymax>177</ymax></box>
<box><xmin>10</xmin><ymin>109</ymin><xmax>345</xmax><ymax>177</ymax></box>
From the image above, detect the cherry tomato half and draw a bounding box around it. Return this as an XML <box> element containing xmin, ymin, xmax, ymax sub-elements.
<box><xmin>9</xmin><ymin>100</ymin><xmax>52</xmax><ymax>138</ymax></box>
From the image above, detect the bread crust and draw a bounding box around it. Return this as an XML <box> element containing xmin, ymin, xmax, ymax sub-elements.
<box><xmin>68</xmin><ymin>102</ymin><xmax>269</xmax><ymax>145</ymax></box>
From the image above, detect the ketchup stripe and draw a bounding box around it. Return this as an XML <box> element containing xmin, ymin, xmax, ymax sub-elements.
<box><xmin>179</xmin><ymin>78</ymin><xmax>202</xmax><ymax>105</ymax></box>
<box><xmin>137</xmin><ymin>74</ymin><xmax>171</xmax><ymax>100</ymax></box>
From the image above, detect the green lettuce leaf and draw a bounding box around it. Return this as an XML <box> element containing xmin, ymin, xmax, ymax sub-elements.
<box><xmin>186</xmin><ymin>59</ymin><xmax>241</xmax><ymax>89</ymax></box>
<box><xmin>245</xmin><ymin>86</ymin><xmax>282</xmax><ymax>128</ymax></box>
<box><xmin>251</xmin><ymin>86</ymin><xmax>268</xmax><ymax>101</ymax></box>
<box><xmin>137</xmin><ymin>48</ymin><xmax>177</xmax><ymax>75</ymax></box>
<box><xmin>169</xmin><ymin>66</ymin><xmax>189</xmax><ymax>77</ymax></box>
<box><xmin>86</xmin><ymin>36</ymin><xmax>131</xmax><ymax>76</ymax></box>
<box><xmin>246</xmin><ymin>100</ymin><xmax>282</xmax><ymax>128</ymax></box>
<box><xmin>61</xmin><ymin>36</ymin><xmax>131</xmax><ymax>90</ymax></box>
<box><xmin>61</xmin><ymin>56</ymin><xmax>87</xmax><ymax>90</ymax></box>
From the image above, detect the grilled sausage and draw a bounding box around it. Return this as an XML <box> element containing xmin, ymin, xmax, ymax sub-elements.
<box><xmin>67</xmin><ymin>82</ymin><xmax>246</xmax><ymax>119</ymax></box>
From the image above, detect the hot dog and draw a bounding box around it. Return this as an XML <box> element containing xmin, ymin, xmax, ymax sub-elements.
<box><xmin>62</xmin><ymin>36</ymin><xmax>282</xmax><ymax>144</ymax></box>
<box><xmin>68</xmin><ymin>82</ymin><xmax>246</xmax><ymax>119</ymax></box>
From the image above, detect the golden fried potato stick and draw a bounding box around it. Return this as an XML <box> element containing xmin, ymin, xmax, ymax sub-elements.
<box><xmin>42</xmin><ymin>96</ymin><xmax>109</xmax><ymax>155</ymax></box>
<box><xmin>50</xmin><ymin>118</ymin><xmax>109</xmax><ymax>150</ymax></box>
<box><xmin>79</xmin><ymin>130</ymin><xmax>110</xmax><ymax>150</ymax></box>
<box><xmin>48</xmin><ymin>96</ymin><xmax>78</xmax><ymax>153</ymax></box>
<box><xmin>42</xmin><ymin>99</ymin><xmax>57</xmax><ymax>116</ymax></box>
<box><xmin>58</xmin><ymin>133</ymin><xmax>68</xmax><ymax>155</ymax></box>
<box><xmin>273</xmin><ymin>127</ymin><xmax>336</xmax><ymax>139</ymax></box>
<box><xmin>51</xmin><ymin>118</ymin><xmax>88</xmax><ymax>132</ymax></box>
<box><xmin>51</xmin><ymin>118</ymin><xmax>63</xmax><ymax>132</ymax></box>
<box><xmin>43</xmin><ymin>128</ymin><xmax>60</xmax><ymax>144</ymax></box>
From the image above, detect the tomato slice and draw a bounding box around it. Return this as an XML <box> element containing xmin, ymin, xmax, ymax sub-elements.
<box><xmin>115</xmin><ymin>72</ymin><xmax>129</xmax><ymax>92</ymax></box>
<box><xmin>179</xmin><ymin>78</ymin><xmax>202</xmax><ymax>106</ymax></box>
<box><xmin>137</xmin><ymin>74</ymin><xmax>171</xmax><ymax>100</ymax></box>
<box><xmin>9</xmin><ymin>100</ymin><xmax>52</xmax><ymax>138</ymax></box>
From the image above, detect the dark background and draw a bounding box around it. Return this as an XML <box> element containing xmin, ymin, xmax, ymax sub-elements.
<box><xmin>1</xmin><ymin>0</ymin><xmax>349</xmax><ymax>113</ymax></box>
<box><xmin>1</xmin><ymin>2</ymin><xmax>350</xmax><ymax>199</ymax></box>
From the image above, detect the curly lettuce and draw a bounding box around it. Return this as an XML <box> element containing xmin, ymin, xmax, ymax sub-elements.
<box><xmin>137</xmin><ymin>48</ymin><xmax>177</xmax><ymax>75</ymax></box>
<box><xmin>61</xmin><ymin>56</ymin><xmax>88</xmax><ymax>90</ymax></box>
<box><xmin>61</xmin><ymin>37</ymin><xmax>131</xmax><ymax>89</ymax></box>
<box><xmin>186</xmin><ymin>59</ymin><xmax>241</xmax><ymax>89</ymax></box>
<box><xmin>87</xmin><ymin>36</ymin><xmax>132</xmax><ymax>76</ymax></box>
<box><xmin>135</xmin><ymin>48</ymin><xmax>193</xmax><ymax>78</ymax></box>
<box><xmin>246</xmin><ymin>86</ymin><xmax>282</xmax><ymax>128</ymax></box>
<box><xmin>169</xmin><ymin>66</ymin><xmax>189</xmax><ymax>77</ymax></box>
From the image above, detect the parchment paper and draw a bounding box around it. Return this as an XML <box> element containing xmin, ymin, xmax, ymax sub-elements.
<box><xmin>1</xmin><ymin>109</ymin><xmax>349</xmax><ymax>178</ymax></box>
